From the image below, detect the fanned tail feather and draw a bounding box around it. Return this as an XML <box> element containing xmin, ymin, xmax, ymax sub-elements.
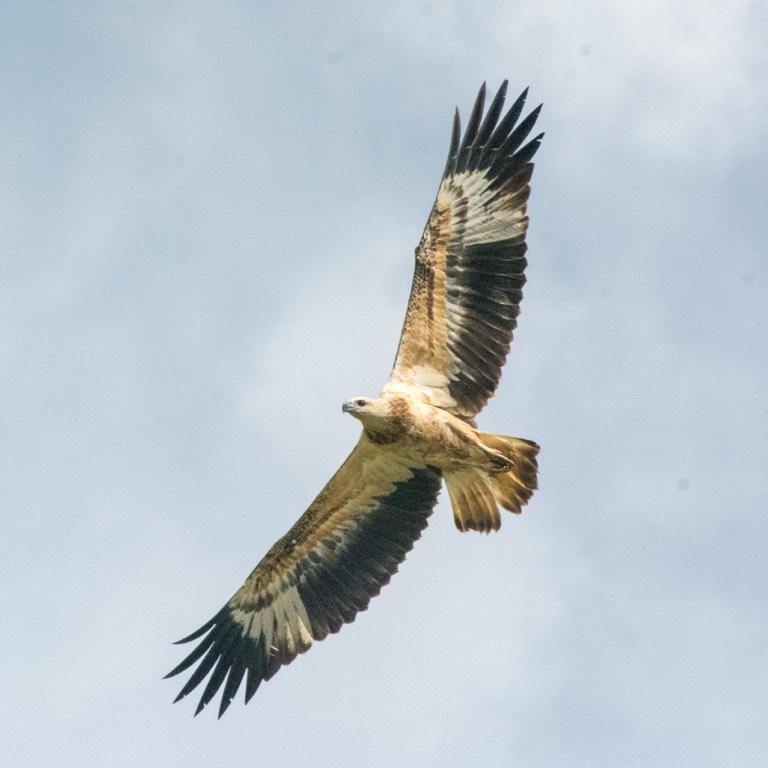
<box><xmin>445</xmin><ymin>434</ymin><xmax>539</xmax><ymax>533</ymax></box>
<box><xmin>445</xmin><ymin>470</ymin><xmax>501</xmax><ymax>533</ymax></box>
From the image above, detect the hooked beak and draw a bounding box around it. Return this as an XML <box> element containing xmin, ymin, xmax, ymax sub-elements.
<box><xmin>342</xmin><ymin>401</ymin><xmax>355</xmax><ymax>414</ymax></box>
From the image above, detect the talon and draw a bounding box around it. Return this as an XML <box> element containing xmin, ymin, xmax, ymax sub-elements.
<box><xmin>490</xmin><ymin>453</ymin><xmax>513</xmax><ymax>473</ymax></box>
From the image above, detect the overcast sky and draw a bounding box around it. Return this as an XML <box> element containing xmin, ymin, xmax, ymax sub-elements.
<box><xmin>2</xmin><ymin>2</ymin><xmax>766</xmax><ymax>766</ymax></box>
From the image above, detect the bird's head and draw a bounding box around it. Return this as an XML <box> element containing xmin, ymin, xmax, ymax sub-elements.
<box><xmin>342</xmin><ymin>396</ymin><xmax>394</xmax><ymax>423</ymax></box>
<box><xmin>342</xmin><ymin>396</ymin><xmax>373</xmax><ymax>419</ymax></box>
<box><xmin>342</xmin><ymin>395</ymin><xmax>406</xmax><ymax>443</ymax></box>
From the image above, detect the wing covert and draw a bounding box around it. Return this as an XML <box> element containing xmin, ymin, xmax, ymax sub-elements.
<box><xmin>384</xmin><ymin>82</ymin><xmax>543</xmax><ymax>419</ymax></box>
<box><xmin>165</xmin><ymin>442</ymin><xmax>442</xmax><ymax>717</ymax></box>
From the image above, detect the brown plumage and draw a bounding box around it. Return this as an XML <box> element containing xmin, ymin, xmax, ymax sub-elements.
<box><xmin>166</xmin><ymin>81</ymin><xmax>543</xmax><ymax>717</ymax></box>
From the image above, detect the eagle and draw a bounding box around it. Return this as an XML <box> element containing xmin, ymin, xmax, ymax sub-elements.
<box><xmin>166</xmin><ymin>81</ymin><xmax>543</xmax><ymax>717</ymax></box>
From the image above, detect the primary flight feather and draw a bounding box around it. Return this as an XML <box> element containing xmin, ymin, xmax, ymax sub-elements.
<box><xmin>166</xmin><ymin>81</ymin><xmax>543</xmax><ymax>717</ymax></box>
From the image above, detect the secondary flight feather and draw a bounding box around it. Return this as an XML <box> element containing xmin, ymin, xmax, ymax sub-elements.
<box><xmin>166</xmin><ymin>81</ymin><xmax>543</xmax><ymax>717</ymax></box>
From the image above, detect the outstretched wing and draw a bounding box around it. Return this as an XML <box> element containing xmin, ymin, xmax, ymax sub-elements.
<box><xmin>383</xmin><ymin>81</ymin><xmax>543</xmax><ymax>420</ymax></box>
<box><xmin>165</xmin><ymin>441</ymin><xmax>441</xmax><ymax>717</ymax></box>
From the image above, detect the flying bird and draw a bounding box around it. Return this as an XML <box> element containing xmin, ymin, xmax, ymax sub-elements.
<box><xmin>166</xmin><ymin>80</ymin><xmax>543</xmax><ymax>717</ymax></box>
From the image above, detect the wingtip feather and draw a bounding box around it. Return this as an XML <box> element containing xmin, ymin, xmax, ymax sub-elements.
<box><xmin>172</xmin><ymin>615</ymin><xmax>218</xmax><ymax>645</ymax></box>
<box><xmin>443</xmin><ymin>108</ymin><xmax>462</xmax><ymax>176</ymax></box>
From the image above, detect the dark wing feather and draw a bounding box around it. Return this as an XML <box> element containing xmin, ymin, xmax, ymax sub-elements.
<box><xmin>165</xmin><ymin>441</ymin><xmax>441</xmax><ymax>717</ymax></box>
<box><xmin>384</xmin><ymin>81</ymin><xmax>543</xmax><ymax>420</ymax></box>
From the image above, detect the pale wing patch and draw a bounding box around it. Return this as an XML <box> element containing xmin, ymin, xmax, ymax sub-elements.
<box><xmin>440</xmin><ymin>171</ymin><xmax>529</xmax><ymax>247</ymax></box>
<box><xmin>230</xmin><ymin>583</ymin><xmax>313</xmax><ymax>664</ymax></box>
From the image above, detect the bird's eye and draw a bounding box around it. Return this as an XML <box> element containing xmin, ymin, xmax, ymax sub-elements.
<box><xmin>356</xmin><ymin>399</ymin><xmax>366</xmax><ymax>407</ymax></box>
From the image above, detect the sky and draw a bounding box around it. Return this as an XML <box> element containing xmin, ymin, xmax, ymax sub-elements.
<box><xmin>2</xmin><ymin>1</ymin><xmax>766</xmax><ymax>766</ymax></box>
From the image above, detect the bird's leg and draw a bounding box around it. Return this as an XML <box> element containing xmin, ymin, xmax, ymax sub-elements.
<box><xmin>487</xmin><ymin>451</ymin><xmax>513</xmax><ymax>474</ymax></box>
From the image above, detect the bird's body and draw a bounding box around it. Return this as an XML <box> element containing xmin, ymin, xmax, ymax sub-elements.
<box><xmin>344</xmin><ymin>393</ymin><xmax>538</xmax><ymax>531</ymax></box>
<box><xmin>344</xmin><ymin>394</ymin><xmax>484</xmax><ymax>458</ymax></box>
<box><xmin>166</xmin><ymin>80</ymin><xmax>544</xmax><ymax>717</ymax></box>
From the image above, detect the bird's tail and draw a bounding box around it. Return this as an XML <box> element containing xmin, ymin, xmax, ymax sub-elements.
<box><xmin>444</xmin><ymin>434</ymin><xmax>539</xmax><ymax>533</ymax></box>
